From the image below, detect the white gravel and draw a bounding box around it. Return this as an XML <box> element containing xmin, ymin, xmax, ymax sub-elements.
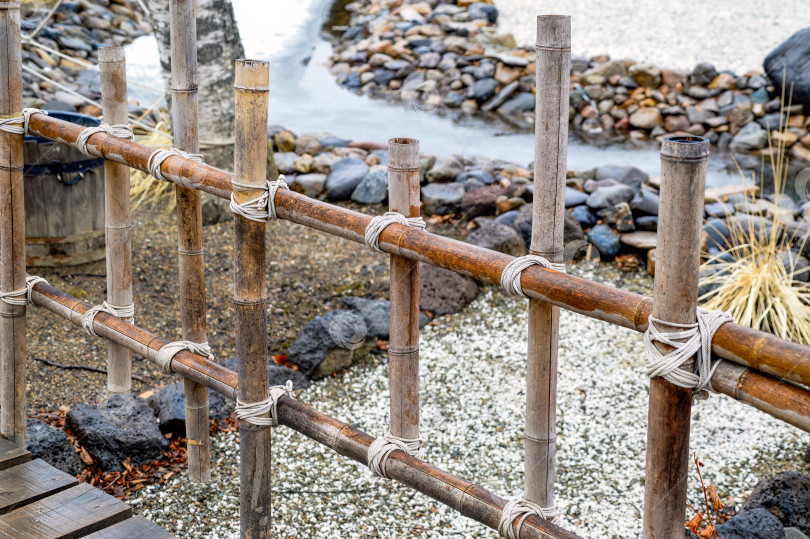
<box><xmin>497</xmin><ymin>0</ymin><xmax>810</xmax><ymax>75</ymax></box>
<box><xmin>132</xmin><ymin>270</ymin><xmax>807</xmax><ymax>538</ymax></box>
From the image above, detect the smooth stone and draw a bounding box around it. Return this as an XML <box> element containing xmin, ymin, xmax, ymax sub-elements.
<box><xmin>494</xmin><ymin>209</ymin><xmax>519</xmax><ymax>227</ymax></box>
<box><xmin>594</xmin><ymin>164</ymin><xmax>649</xmax><ymax>188</ymax></box>
<box><xmin>26</xmin><ymin>418</ymin><xmax>81</xmax><ymax>475</ymax></box>
<box><xmin>690</xmin><ymin>62</ymin><xmax>719</xmax><ymax>86</ymax></box>
<box><xmin>586</xmin><ymin>184</ymin><xmax>635</xmax><ymax>210</ymax></box>
<box><xmin>620</xmin><ymin>230</ymin><xmax>657</xmax><ymax>249</ymax></box>
<box><xmin>564</xmin><ymin>187</ymin><xmax>589</xmax><ymax>208</ymax></box>
<box><xmin>319</xmin><ymin>136</ymin><xmax>352</xmax><ymax>149</ymax></box>
<box><xmin>705</xmin><ymin>217</ymin><xmax>732</xmax><ymax>253</ymax></box>
<box><xmin>467</xmin><ymin>221</ymin><xmax>526</xmax><ymax>257</ymax></box>
<box><xmin>421</xmin><ymin>182</ymin><xmax>465</xmax><ymax>215</ymax></box>
<box><xmin>326</xmin><ymin>158</ymin><xmax>370</xmax><ymax>201</ymax></box>
<box><xmin>457</xmin><ymin>169</ymin><xmax>495</xmax><ymax>186</ymax></box>
<box><xmin>460</xmin><ymin>186</ymin><xmax>505</xmax><ymax>218</ymax></box>
<box><xmin>635</xmin><ymin>215</ymin><xmax>658</xmax><ymax>230</ymax></box>
<box><xmin>730</xmin><ymin>121</ymin><xmax>768</xmax><ymax>152</ymax></box>
<box><xmin>498</xmin><ymin>92</ymin><xmax>535</xmax><ymax>114</ymax></box>
<box><xmin>778</xmin><ymin>251</ymin><xmax>810</xmax><ymax>282</ymax></box>
<box><xmin>584</xmin><ymin>178</ymin><xmax>621</xmax><ymax>193</ymax></box>
<box><xmin>705</xmin><ymin>201</ymin><xmax>735</xmax><ymax>217</ymax></box>
<box><xmin>511</xmin><ymin>204</ymin><xmax>584</xmax><ymax>248</ymax></box>
<box><xmin>418</xmin><ymin>52</ymin><xmax>441</xmax><ymax>69</ymax></box>
<box><xmin>274</xmin><ymin>151</ymin><xmax>298</xmax><ymax>174</ymax></box>
<box><xmin>295</xmin><ymin>135</ymin><xmax>322</xmax><ymax>156</ymax></box>
<box><xmin>420</xmin><ymin>263</ymin><xmax>479</xmax><ymax>316</ymax></box>
<box><xmin>570</xmin><ymin>205</ymin><xmax>596</xmax><ymax>229</ymax></box>
<box><xmin>426</xmin><ymin>154</ymin><xmax>463</xmax><ymax>183</ymax></box>
<box><xmin>764</xmin><ymin>27</ymin><xmax>810</xmax><ymax>109</ymax></box>
<box><xmin>629</xmin><ymin>107</ymin><xmax>663</xmax><ymax>129</ymax></box>
<box><xmin>472</xmin><ymin>77</ymin><xmax>499</xmax><ymax>102</ymax></box>
<box><xmin>339</xmin><ymin>297</ymin><xmax>428</xmax><ymax>339</ymax></box>
<box><xmin>586</xmin><ymin>224</ymin><xmax>622</xmax><ymax>260</ymax></box>
<box><xmin>146</xmin><ymin>381</ymin><xmax>235</xmax><ymax>436</ymax></box>
<box><xmin>481</xmin><ymin>80</ymin><xmax>518</xmax><ymax>112</ymax></box>
<box><xmin>351</xmin><ymin>166</ymin><xmax>388</xmax><ymax>204</ymax></box>
<box><xmin>291</xmin><ymin>173</ymin><xmax>327</xmax><ymax>197</ymax></box>
<box><xmin>467</xmin><ymin>2</ymin><xmax>498</xmax><ymax>23</ymax></box>
<box><xmin>630</xmin><ymin>188</ymin><xmax>660</xmax><ymax>215</ymax></box>
<box><xmin>287</xmin><ymin>310</ymin><xmax>373</xmax><ymax>379</ymax></box>
<box><xmin>597</xmin><ymin>201</ymin><xmax>635</xmax><ymax>232</ymax></box>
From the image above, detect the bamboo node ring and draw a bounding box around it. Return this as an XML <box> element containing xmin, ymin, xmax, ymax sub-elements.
<box><xmin>156</xmin><ymin>340</ymin><xmax>214</xmax><ymax>373</ymax></box>
<box><xmin>229</xmin><ymin>175</ymin><xmax>288</xmax><ymax>222</ymax></box>
<box><xmin>644</xmin><ymin>308</ymin><xmax>735</xmax><ymax>400</ymax></box>
<box><xmin>0</xmin><ymin>276</ymin><xmax>48</xmax><ymax>306</ymax></box>
<box><xmin>498</xmin><ymin>499</ymin><xmax>559</xmax><ymax>537</ymax></box>
<box><xmin>75</xmin><ymin>122</ymin><xmax>134</xmax><ymax>155</ymax></box>
<box><xmin>500</xmin><ymin>255</ymin><xmax>566</xmax><ymax>298</ymax></box>
<box><xmin>235</xmin><ymin>381</ymin><xmax>294</xmax><ymax>427</ymax></box>
<box><xmin>82</xmin><ymin>301</ymin><xmax>135</xmax><ymax>337</ymax></box>
<box><xmin>364</xmin><ymin>212</ymin><xmax>426</xmax><ymax>253</ymax></box>
<box><xmin>367</xmin><ymin>431</ymin><xmax>427</xmax><ymax>479</ymax></box>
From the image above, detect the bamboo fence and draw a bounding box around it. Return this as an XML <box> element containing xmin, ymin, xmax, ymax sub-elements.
<box><xmin>2</xmin><ymin>5</ymin><xmax>810</xmax><ymax>538</ymax></box>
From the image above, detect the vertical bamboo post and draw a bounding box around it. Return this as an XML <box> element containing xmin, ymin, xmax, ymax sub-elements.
<box><xmin>0</xmin><ymin>1</ymin><xmax>27</xmax><ymax>445</ymax></box>
<box><xmin>525</xmin><ymin>15</ymin><xmax>570</xmax><ymax>515</ymax></box>
<box><xmin>387</xmin><ymin>138</ymin><xmax>421</xmax><ymax>441</ymax></box>
<box><xmin>233</xmin><ymin>59</ymin><xmax>271</xmax><ymax>539</ymax></box>
<box><xmin>98</xmin><ymin>47</ymin><xmax>133</xmax><ymax>394</ymax></box>
<box><xmin>170</xmin><ymin>0</ymin><xmax>211</xmax><ymax>484</ymax></box>
<box><xmin>642</xmin><ymin>136</ymin><xmax>709</xmax><ymax>538</ymax></box>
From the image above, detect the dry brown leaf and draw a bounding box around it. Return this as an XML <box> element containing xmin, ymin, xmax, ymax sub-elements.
<box><xmin>707</xmin><ymin>485</ymin><xmax>723</xmax><ymax>511</ymax></box>
<box><xmin>698</xmin><ymin>523</ymin><xmax>719</xmax><ymax>539</ymax></box>
<box><xmin>686</xmin><ymin>512</ymin><xmax>704</xmax><ymax>535</ymax></box>
<box><xmin>79</xmin><ymin>447</ymin><xmax>94</xmax><ymax>466</ymax></box>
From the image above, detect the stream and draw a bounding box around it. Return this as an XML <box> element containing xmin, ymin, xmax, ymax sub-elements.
<box><xmin>124</xmin><ymin>0</ymin><xmax>746</xmax><ymax>187</ymax></box>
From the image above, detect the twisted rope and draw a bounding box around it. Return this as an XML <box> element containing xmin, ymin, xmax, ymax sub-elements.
<box><xmin>82</xmin><ymin>301</ymin><xmax>135</xmax><ymax>337</ymax></box>
<box><xmin>156</xmin><ymin>340</ymin><xmax>213</xmax><ymax>373</ymax></box>
<box><xmin>0</xmin><ymin>108</ymin><xmax>48</xmax><ymax>135</ymax></box>
<box><xmin>0</xmin><ymin>276</ymin><xmax>48</xmax><ymax>306</ymax></box>
<box><xmin>644</xmin><ymin>308</ymin><xmax>735</xmax><ymax>400</ymax></box>
<box><xmin>364</xmin><ymin>211</ymin><xmax>426</xmax><ymax>252</ymax></box>
<box><xmin>501</xmin><ymin>255</ymin><xmax>566</xmax><ymax>298</ymax></box>
<box><xmin>75</xmin><ymin>122</ymin><xmax>134</xmax><ymax>155</ymax></box>
<box><xmin>229</xmin><ymin>175</ymin><xmax>288</xmax><ymax>222</ymax></box>
<box><xmin>147</xmin><ymin>148</ymin><xmax>203</xmax><ymax>186</ymax></box>
<box><xmin>235</xmin><ymin>381</ymin><xmax>294</xmax><ymax>427</ymax></box>
<box><xmin>367</xmin><ymin>431</ymin><xmax>427</xmax><ymax>479</ymax></box>
<box><xmin>498</xmin><ymin>499</ymin><xmax>559</xmax><ymax>538</ymax></box>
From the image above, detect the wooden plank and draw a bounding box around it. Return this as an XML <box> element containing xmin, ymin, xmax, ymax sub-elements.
<box><xmin>83</xmin><ymin>516</ymin><xmax>174</xmax><ymax>539</ymax></box>
<box><xmin>0</xmin><ymin>483</ymin><xmax>131</xmax><ymax>538</ymax></box>
<box><xmin>0</xmin><ymin>459</ymin><xmax>77</xmax><ymax>515</ymax></box>
<box><xmin>0</xmin><ymin>439</ymin><xmax>29</xmax><ymax>472</ymax></box>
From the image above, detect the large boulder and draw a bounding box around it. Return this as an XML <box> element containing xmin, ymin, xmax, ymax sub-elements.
<box><xmin>326</xmin><ymin>158</ymin><xmax>369</xmax><ymax>201</ymax></box>
<box><xmin>66</xmin><ymin>393</ymin><xmax>168</xmax><ymax>472</ymax></box>
<box><xmin>764</xmin><ymin>27</ymin><xmax>810</xmax><ymax>109</ymax></box>
<box><xmin>287</xmin><ymin>310</ymin><xmax>372</xmax><ymax>379</ymax></box>
<box><xmin>467</xmin><ymin>220</ymin><xmax>527</xmax><ymax>257</ymax></box>
<box><xmin>26</xmin><ymin>418</ymin><xmax>81</xmax><ymax>475</ymax></box>
<box><xmin>743</xmin><ymin>471</ymin><xmax>810</xmax><ymax>533</ymax></box>
<box><xmin>420</xmin><ymin>263</ymin><xmax>478</xmax><ymax>316</ymax></box>
<box><xmin>339</xmin><ymin>297</ymin><xmax>428</xmax><ymax>339</ymax></box>
<box><xmin>714</xmin><ymin>508</ymin><xmax>786</xmax><ymax>539</ymax></box>
<box><xmin>422</xmin><ymin>183</ymin><xmax>465</xmax><ymax>215</ymax></box>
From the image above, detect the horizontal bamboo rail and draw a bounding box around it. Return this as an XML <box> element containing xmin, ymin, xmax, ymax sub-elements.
<box><xmin>26</xmin><ymin>278</ymin><xmax>578</xmax><ymax>539</ymax></box>
<box><xmin>24</xmin><ymin>113</ymin><xmax>810</xmax><ymax>393</ymax></box>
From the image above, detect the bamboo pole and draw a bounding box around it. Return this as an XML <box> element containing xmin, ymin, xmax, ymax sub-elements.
<box><xmin>98</xmin><ymin>47</ymin><xmax>133</xmax><ymax>394</ymax></box>
<box><xmin>233</xmin><ymin>59</ymin><xmax>271</xmax><ymax>539</ymax></box>
<box><xmin>642</xmin><ymin>136</ymin><xmax>709</xmax><ymax>538</ymax></box>
<box><xmin>22</xmin><ymin>114</ymin><xmax>810</xmax><ymax>389</ymax></box>
<box><xmin>169</xmin><ymin>0</ymin><xmax>211</xmax><ymax>484</ymax></box>
<box><xmin>387</xmin><ymin>138</ymin><xmax>421</xmax><ymax>441</ymax></box>
<box><xmin>526</xmin><ymin>15</ymin><xmax>570</xmax><ymax>517</ymax></box>
<box><xmin>0</xmin><ymin>1</ymin><xmax>27</xmax><ymax>446</ymax></box>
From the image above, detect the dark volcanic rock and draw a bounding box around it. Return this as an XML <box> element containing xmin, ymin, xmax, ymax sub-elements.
<box><xmin>743</xmin><ymin>471</ymin><xmax>810</xmax><ymax>533</ymax></box>
<box><xmin>715</xmin><ymin>508</ymin><xmax>787</xmax><ymax>539</ymax></box>
<box><xmin>420</xmin><ymin>263</ymin><xmax>478</xmax><ymax>316</ymax></box>
<box><xmin>764</xmin><ymin>27</ymin><xmax>810</xmax><ymax>109</ymax></box>
<box><xmin>66</xmin><ymin>393</ymin><xmax>168</xmax><ymax>472</ymax></box>
<box><xmin>287</xmin><ymin>310</ymin><xmax>372</xmax><ymax>379</ymax></box>
<box><xmin>339</xmin><ymin>297</ymin><xmax>428</xmax><ymax>339</ymax></box>
<box><xmin>26</xmin><ymin>418</ymin><xmax>81</xmax><ymax>475</ymax></box>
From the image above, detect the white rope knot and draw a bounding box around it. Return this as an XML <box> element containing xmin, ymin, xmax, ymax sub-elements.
<box><xmin>0</xmin><ymin>276</ymin><xmax>48</xmax><ymax>306</ymax></box>
<box><xmin>644</xmin><ymin>307</ymin><xmax>735</xmax><ymax>400</ymax></box>
<box><xmin>229</xmin><ymin>175</ymin><xmax>288</xmax><ymax>222</ymax></box>
<box><xmin>367</xmin><ymin>431</ymin><xmax>427</xmax><ymax>479</ymax></box>
<box><xmin>82</xmin><ymin>301</ymin><xmax>135</xmax><ymax>337</ymax></box>
<box><xmin>0</xmin><ymin>109</ymin><xmax>47</xmax><ymax>135</ymax></box>
<box><xmin>501</xmin><ymin>255</ymin><xmax>566</xmax><ymax>298</ymax></box>
<box><xmin>235</xmin><ymin>380</ymin><xmax>295</xmax><ymax>427</ymax></box>
<box><xmin>156</xmin><ymin>340</ymin><xmax>214</xmax><ymax>373</ymax></box>
<box><xmin>364</xmin><ymin>211</ymin><xmax>426</xmax><ymax>252</ymax></box>
<box><xmin>147</xmin><ymin>148</ymin><xmax>203</xmax><ymax>185</ymax></box>
<box><xmin>498</xmin><ymin>499</ymin><xmax>559</xmax><ymax>538</ymax></box>
<box><xmin>75</xmin><ymin>122</ymin><xmax>134</xmax><ymax>155</ymax></box>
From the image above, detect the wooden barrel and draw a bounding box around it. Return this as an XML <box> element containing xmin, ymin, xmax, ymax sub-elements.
<box><xmin>23</xmin><ymin>111</ymin><xmax>106</xmax><ymax>267</ymax></box>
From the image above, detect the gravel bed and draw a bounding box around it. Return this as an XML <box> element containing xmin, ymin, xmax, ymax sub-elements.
<box><xmin>132</xmin><ymin>270</ymin><xmax>808</xmax><ymax>538</ymax></box>
<box><xmin>498</xmin><ymin>0</ymin><xmax>810</xmax><ymax>74</ymax></box>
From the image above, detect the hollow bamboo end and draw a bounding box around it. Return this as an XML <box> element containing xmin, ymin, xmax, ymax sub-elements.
<box><xmin>388</xmin><ymin>137</ymin><xmax>420</xmax><ymax>169</ymax></box>
<box><xmin>536</xmin><ymin>14</ymin><xmax>571</xmax><ymax>49</ymax></box>
<box><xmin>98</xmin><ymin>46</ymin><xmax>125</xmax><ymax>63</ymax></box>
<box><xmin>660</xmin><ymin>135</ymin><xmax>710</xmax><ymax>160</ymax></box>
<box><xmin>235</xmin><ymin>59</ymin><xmax>269</xmax><ymax>90</ymax></box>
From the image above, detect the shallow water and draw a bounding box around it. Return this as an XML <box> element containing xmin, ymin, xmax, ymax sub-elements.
<box><xmin>124</xmin><ymin>0</ymin><xmax>745</xmax><ymax>187</ymax></box>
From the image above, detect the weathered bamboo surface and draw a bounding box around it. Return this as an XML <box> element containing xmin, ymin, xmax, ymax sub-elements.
<box><xmin>23</xmin><ymin>113</ymin><xmax>810</xmax><ymax>391</ymax></box>
<box><xmin>232</xmin><ymin>59</ymin><xmax>271</xmax><ymax>539</ymax></box>
<box><xmin>98</xmin><ymin>47</ymin><xmax>133</xmax><ymax>394</ymax></box>
<box><xmin>526</xmin><ymin>14</ymin><xmax>570</xmax><ymax>515</ymax></box>
<box><xmin>23</xmin><ymin>280</ymin><xmax>578</xmax><ymax>539</ymax></box>
<box><xmin>643</xmin><ymin>137</ymin><xmax>709</xmax><ymax>537</ymax></box>
<box><xmin>169</xmin><ymin>0</ymin><xmax>210</xmax><ymax>484</ymax></box>
<box><xmin>0</xmin><ymin>0</ymin><xmax>27</xmax><ymax>446</ymax></box>
<box><xmin>387</xmin><ymin>138</ymin><xmax>421</xmax><ymax>441</ymax></box>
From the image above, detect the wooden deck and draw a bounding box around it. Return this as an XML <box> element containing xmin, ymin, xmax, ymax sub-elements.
<box><xmin>0</xmin><ymin>438</ymin><xmax>173</xmax><ymax>538</ymax></box>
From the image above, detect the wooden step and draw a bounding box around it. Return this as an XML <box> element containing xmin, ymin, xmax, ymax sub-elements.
<box><xmin>83</xmin><ymin>515</ymin><xmax>175</xmax><ymax>538</ymax></box>
<box><xmin>0</xmin><ymin>459</ymin><xmax>78</xmax><ymax>515</ymax></box>
<box><xmin>0</xmin><ymin>482</ymin><xmax>131</xmax><ymax>538</ymax></box>
<box><xmin>0</xmin><ymin>439</ymin><xmax>30</xmax><ymax>472</ymax></box>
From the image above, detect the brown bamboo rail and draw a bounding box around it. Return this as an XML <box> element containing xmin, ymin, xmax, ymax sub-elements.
<box><xmin>0</xmin><ymin>0</ymin><xmax>27</xmax><ymax>445</ymax></box>
<box><xmin>232</xmin><ymin>59</ymin><xmax>272</xmax><ymax>539</ymax></box>
<box><xmin>98</xmin><ymin>47</ymin><xmax>134</xmax><ymax>394</ymax></box>
<box><xmin>526</xmin><ymin>15</ymin><xmax>570</xmax><ymax>516</ymax></box>
<box><xmin>642</xmin><ymin>136</ymin><xmax>710</xmax><ymax>537</ymax></box>
<box><xmin>24</xmin><ymin>278</ymin><xmax>579</xmax><ymax>539</ymax></box>
<box><xmin>169</xmin><ymin>0</ymin><xmax>211</xmax><ymax>484</ymax></box>
<box><xmin>387</xmin><ymin>138</ymin><xmax>422</xmax><ymax>442</ymax></box>
<box><xmin>23</xmin><ymin>114</ymin><xmax>810</xmax><ymax>394</ymax></box>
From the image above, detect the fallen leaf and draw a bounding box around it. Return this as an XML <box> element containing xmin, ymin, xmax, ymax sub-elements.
<box><xmin>79</xmin><ymin>448</ymin><xmax>93</xmax><ymax>466</ymax></box>
<box><xmin>707</xmin><ymin>485</ymin><xmax>723</xmax><ymax>511</ymax></box>
<box><xmin>686</xmin><ymin>512</ymin><xmax>704</xmax><ymax>535</ymax></box>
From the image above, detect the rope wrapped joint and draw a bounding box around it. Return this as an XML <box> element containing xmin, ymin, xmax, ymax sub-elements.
<box><xmin>75</xmin><ymin>122</ymin><xmax>134</xmax><ymax>155</ymax></box>
<box><xmin>147</xmin><ymin>147</ymin><xmax>203</xmax><ymax>188</ymax></box>
<box><xmin>0</xmin><ymin>108</ymin><xmax>48</xmax><ymax>136</ymax></box>
<box><xmin>644</xmin><ymin>307</ymin><xmax>735</xmax><ymax>400</ymax></box>
<box><xmin>501</xmin><ymin>255</ymin><xmax>566</xmax><ymax>298</ymax></box>
<box><xmin>229</xmin><ymin>175</ymin><xmax>288</xmax><ymax>222</ymax></box>
<box><xmin>81</xmin><ymin>301</ymin><xmax>135</xmax><ymax>337</ymax></box>
<box><xmin>498</xmin><ymin>499</ymin><xmax>559</xmax><ymax>538</ymax></box>
<box><xmin>367</xmin><ymin>431</ymin><xmax>427</xmax><ymax>479</ymax></box>
<box><xmin>364</xmin><ymin>211</ymin><xmax>426</xmax><ymax>253</ymax></box>
<box><xmin>156</xmin><ymin>340</ymin><xmax>214</xmax><ymax>373</ymax></box>
<box><xmin>235</xmin><ymin>380</ymin><xmax>295</xmax><ymax>427</ymax></box>
<box><xmin>0</xmin><ymin>276</ymin><xmax>48</xmax><ymax>306</ymax></box>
